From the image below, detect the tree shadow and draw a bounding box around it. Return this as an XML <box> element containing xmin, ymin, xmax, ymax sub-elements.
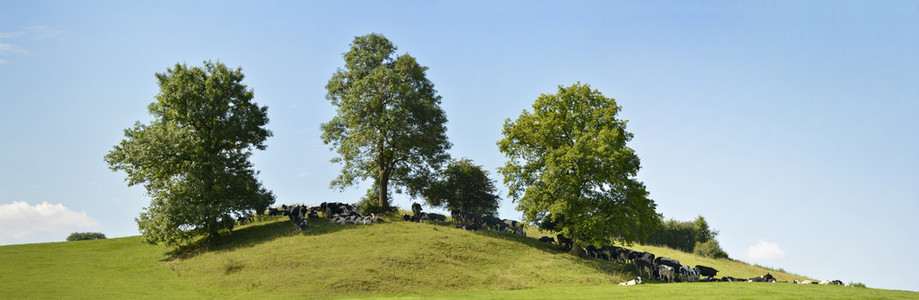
<box><xmin>162</xmin><ymin>217</ymin><xmax>356</xmax><ymax>261</ymax></box>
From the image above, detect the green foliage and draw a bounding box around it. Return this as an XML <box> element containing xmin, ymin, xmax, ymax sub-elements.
<box><xmin>322</xmin><ymin>33</ymin><xmax>451</xmax><ymax>211</ymax></box>
<box><xmin>849</xmin><ymin>282</ymin><xmax>868</xmax><ymax>288</ymax></box>
<box><xmin>424</xmin><ymin>158</ymin><xmax>501</xmax><ymax>215</ymax></box>
<box><xmin>498</xmin><ymin>82</ymin><xmax>660</xmax><ymax>251</ymax></box>
<box><xmin>647</xmin><ymin>216</ymin><xmax>723</xmax><ymax>255</ymax></box>
<box><xmin>694</xmin><ymin>239</ymin><xmax>730</xmax><ymax>259</ymax></box>
<box><xmin>356</xmin><ymin>181</ymin><xmax>389</xmax><ymax>215</ymax></box>
<box><xmin>693</xmin><ymin>215</ymin><xmax>718</xmax><ymax>243</ymax></box>
<box><xmin>646</xmin><ymin>219</ymin><xmax>698</xmax><ymax>252</ymax></box>
<box><xmin>66</xmin><ymin>232</ymin><xmax>106</xmax><ymax>241</ymax></box>
<box><xmin>105</xmin><ymin>61</ymin><xmax>275</xmax><ymax>246</ymax></box>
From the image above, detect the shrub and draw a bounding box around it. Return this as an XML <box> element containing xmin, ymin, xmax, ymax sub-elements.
<box><xmin>694</xmin><ymin>239</ymin><xmax>730</xmax><ymax>259</ymax></box>
<box><xmin>849</xmin><ymin>282</ymin><xmax>867</xmax><ymax>288</ymax></box>
<box><xmin>66</xmin><ymin>232</ymin><xmax>106</xmax><ymax>241</ymax></box>
<box><xmin>646</xmin><ymin>219</ymin><xmax>697</xmax><ymax>252</ymax></box>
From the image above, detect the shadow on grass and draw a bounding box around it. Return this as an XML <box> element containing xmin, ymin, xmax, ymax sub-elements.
<box><xmin>163</xmin><ymin>216</ymin><xmax>360</xmax><ymax>261</ymax></box>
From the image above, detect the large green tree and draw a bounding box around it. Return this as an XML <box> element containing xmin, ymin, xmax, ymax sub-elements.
<box><xmin>498</xmin><ymin>83</ymin><xmax>660</xmax><ymax>255</ymax></box>
<box><xmin>424</xmin><ymin>159</ymin><xmax>501</xmax><ymax>216</ymax></box>
<box><xmin>105</xmin><ymin>61</ymin><xmax>275</xmax><ymax>245</ymax></box>
<box><xmin>322</xmin><ymin>33</ymin><xmax>451</xmax><ymax>211</ymax></box>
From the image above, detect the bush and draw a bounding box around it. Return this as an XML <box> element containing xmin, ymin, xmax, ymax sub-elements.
<box><xmin>849</xmin><ymin>282</ymin><xmax>867</xmax><ymax>288</ymax></box>
<box><xmin>694</xmin><ymin>239</ymin><xmax>730</xmax><ymax>259</ymax></box>
<box><xmin>66</xmin><ymin>232</ymin><xmax>106</xmax><ymax>241</ymax></box>
<box><xmin>646</xmin><ymin>219</ymin><xmax>697</xmax><ymax>252</ymax></box>
<box><xmin>646</xmin><ymin>216</ymin><xmax>722</xmax><ymax>254</ymax></box>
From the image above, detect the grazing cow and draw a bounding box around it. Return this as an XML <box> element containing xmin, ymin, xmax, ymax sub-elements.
<box><xmin>613</xmin><ymin>248</ymin><xmax>629</xmax><ymax>263</ymax></box>
<box><xmin>695</xmin><ymin>265</ymin><xmax>718</xmax><ymax>279</ymax></box>
<box><xmin>635</xmin><ymin>257</ymin><xmax>654</xmax><ymax>279</ymax></box>
<box><xmin>556</xmin><ymin>234</ymin><xmax>573</xmax><ymax>250</ymax></box>
<box><xmin>749</xmin><ymin>273</ymin><xmax>777</xmax><ymax>283</ymax></box>
<box><xmin>481</xmin><ymin>215</ymin><xmax>504</xmax><ymax>231</ymax></box>
<box><xmin>583</xmin><ymin>245</ymin><xmax>600</xmax><ymax>259</ymax></box>
<box><xmin>538</xmin><ymin>236</ymin><xmax>555</xmax><ymax>244</ymax></box>
<box><xmin>412</xmin><ymin>202</ymin><xmax>422</xmax><ymax>217</ymax></box>
<box><xmin>637</xmin><ymin>252</ymin><xmax>655</xmax><ymax>264</ymax></box>
<box><xmin>654</xmin><ymin>257</ymin><xmax>681</xmax><ymax>269</ymax></box>
<box><xmin>619</xmin><ymin>277</ymin><xmax>642</xmax><ymax>286</ymax></box>
<box><xmin>658</xmin><ymin>265</ymin><xmax>676</xmax><ymax>283</ymax></box>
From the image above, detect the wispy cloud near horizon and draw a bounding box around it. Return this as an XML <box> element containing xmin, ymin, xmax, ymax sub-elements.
<box><xmin>0</xmin><ymin>201</ymin><xmax>101</xmax><ymax>244</ymax></box>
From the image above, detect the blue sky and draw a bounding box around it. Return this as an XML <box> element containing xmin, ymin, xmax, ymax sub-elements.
<box><xmin>1</xmin><ymin>0</ymin><xmax>917</xmax><ymax>292</ymax></box>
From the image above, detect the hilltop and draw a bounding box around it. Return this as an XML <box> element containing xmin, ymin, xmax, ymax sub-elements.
<box><xmin>0</xmin><ymin>216</ymin><xmax>914</xmax><ymax>299</ymax></box>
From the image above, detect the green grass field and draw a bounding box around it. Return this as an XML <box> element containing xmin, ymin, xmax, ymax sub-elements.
<box><xmin>1</xmin><ymin>216</ymin><xmax>915</xmax><ymax>299</ymax></box>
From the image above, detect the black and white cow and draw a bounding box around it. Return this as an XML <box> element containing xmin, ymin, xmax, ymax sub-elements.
<box><xmin>679</xmin><ymin>265</ymin><xmax>700</xmax><ymax>282</ymax></box>
<box><xmin>420</xmin><ymin>212</ymin><xmax>447</xmax><ymax>223</ymax></box>
<box><xmin>749</xmin><ymin>273</ymin><xmax>777</xmax><ymax>283</ymax></box>
<box><xmin>556</xmin><ymin>234</ymin><xmax>573</xmax><ymax>250</ymax></box>
<box><xmin>654</xmin><ymin>257</ymin><xmax>681</xmax><ymax>269</ymax></box>
<box><xmin>695</xmin><ymin>265</ymin><xmax>718</xmax><ymax>279</ymax></box>
<box><xmin>411</xmin><ymin>202</ymin><xmax>423</xmax><ymax>218</ymax></box>
<box><xmin>658</xmin><ymin>265</ymin><xmax>676</xmax><ymax>283</ymax></box>
<box><xmin>402</xmin><ymin>213</ymin><xmax>420</xmax><ymax>222</ymax></box>
<box><xmin>820</xmin><ymin>280</ymin><xmax>844</xmax><ymax>286</ymax></box>
<box><xmin>296</xmin><ymin>218</ymin><xmax>309</xmax><ymax>231</ymax></box>
<box><xmin>619</xmin><ymin>277</ymin><xmax>642</xmax><ymax>286</ymax></box>
<box><xmin>538</xmin><ymin>236</ymin><xmax>555</xmax><ymax>244</ymax></box>
<box><xmin>456</xmin><ymin>223</ymin><xmax>479</xmax><ymax>231</ymax></box>
<box><xmin>635</xmin><ymin>257</ymin><xmax>655</xmax><ymax>279</ymax></box>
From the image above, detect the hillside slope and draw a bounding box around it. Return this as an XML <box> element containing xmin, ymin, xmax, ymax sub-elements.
<box><xmin>1</xmin><ymin>217</ymin><xmax>914</xmax><ymax>299</ymax></box>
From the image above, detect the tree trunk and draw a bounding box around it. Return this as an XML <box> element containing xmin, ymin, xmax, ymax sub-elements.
<box><xmin>379</xmin><ymin>167</ymin><xmax>391</xmax><ymax>212</ymax></box>
<box><xmin>207</xmin><ymin>220</ymin><xmax>220</xmax><ymax>242</ymax></box>
<box><xmin>568</xmin><ymin>232</ymin><xmax>585</xmax><ymax>257</ymax></box>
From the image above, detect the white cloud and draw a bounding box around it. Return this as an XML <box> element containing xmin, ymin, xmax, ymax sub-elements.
<box><xmin>0</xmin><ymin>25</ymin><xmax>60</xmax><ymax>65</ymax></box>
<box><xmin>0</xmin><ymin>43</ymin><xmax>29</xmax><ymax>55</ymax></box>
<box><xmin>0</xmin><ymin>201</ymin><xmax>101</xmax><ymax>241</ymax></box>
<box><xmin>22</xmin><ymin>26</ymin><xmax>62</xmax><ymax>40</ymax></box>
<box><xmin>745</xmin><ymin>240</ymin><xmax>787</xmax><ymax>260</ymax></box>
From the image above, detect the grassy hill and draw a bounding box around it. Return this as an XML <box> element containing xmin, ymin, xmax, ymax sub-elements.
<box><xmin>1</xmin><ymin>216</ymin><xmax>915</xmax><ymax>299</ymax></box>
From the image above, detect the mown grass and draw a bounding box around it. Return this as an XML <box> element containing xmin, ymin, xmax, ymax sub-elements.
<box><xmin>0</xmin><ymin>216</ymin><xmax>915</xmax><ymax>299</ymax></box>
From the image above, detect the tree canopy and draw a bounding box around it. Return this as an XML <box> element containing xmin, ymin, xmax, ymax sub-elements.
<box><xmin>105</xmin><ymin>61</ymin><xmax>275</xmax><ymax>245</ymax></box>
<box><xmin>424</xmin><ymin>158</ymin><xmax>501</xmax><ymax>216</ymax></box>
<box><xmin>321</xmin><ymin>33</ymin><xmax>451</xmax><ymax>211</ymax></box>
<box><xmin>497</xmin><ymin>82</ymin><xmax>660</xmax><ymax>254</ymax></box>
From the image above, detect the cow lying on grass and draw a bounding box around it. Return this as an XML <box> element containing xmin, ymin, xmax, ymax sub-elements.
<box><xmin>619</xmin><ymin>277</ymin><xmax>642</xmax><ymax>286</ymax></box>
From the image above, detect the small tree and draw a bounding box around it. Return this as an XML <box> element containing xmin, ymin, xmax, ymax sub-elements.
<box><xmin>424</xmin><ymin>158</ymin><xmax>500</xmax><ymax>216</ymax></box>
<box><xmin>67</xmin><ymin>232</ymin><xmax>106</xmax><ymax>241</ymax></box>
<box><xmin>693</xmin><ymin>215</ymin><xmax>718</xmax><ymax>243</ymax></box>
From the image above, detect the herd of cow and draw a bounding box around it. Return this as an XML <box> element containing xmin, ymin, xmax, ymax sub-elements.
<box><xmin>253</xmin><ymin>202</ymin><xmax>847</xmax><ymax>287</ymax></box>
<box><xmin>266</xmin><ymin>202</ymin><xmax>385</xmax><ymax>231</ymax></box>
<box><xmin>538</xmin><ymin>235</ymin><xmax>848</xmax><ymax>286</ymax></box>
